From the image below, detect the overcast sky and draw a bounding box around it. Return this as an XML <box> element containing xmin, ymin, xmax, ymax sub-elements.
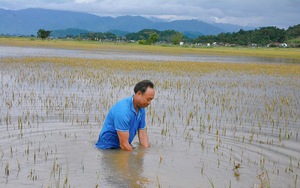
<box><xmin>0</xmin><ymin>0</ymin><xmax>299</xmax><ymax>28</ymax></box>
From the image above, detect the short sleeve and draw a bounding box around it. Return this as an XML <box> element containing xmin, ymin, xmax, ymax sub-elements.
<box><xmin>114</xmin><ymin>112</ymin><xmax>130</xmax><ymax>132</ymax></box>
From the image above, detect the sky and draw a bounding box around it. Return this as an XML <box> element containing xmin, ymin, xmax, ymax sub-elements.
<box><xmin>0</xmin><ymin>0</ymin><xmax>299</xmax><ymax>29</ymax></box>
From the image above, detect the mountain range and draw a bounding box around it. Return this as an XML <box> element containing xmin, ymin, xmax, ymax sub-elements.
<box><xmin>0</xmin><ymin>8</ymin><xmax>254</xmax><ymax>38</ymax></box>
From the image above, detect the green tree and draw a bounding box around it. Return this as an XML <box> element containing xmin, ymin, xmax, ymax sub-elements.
<box><xmin>194</xmin><ymin>34</ymin><xmax>216</xmax><ymax>44</ymax></box>
<box><xmin>251</xmin><ymin>27</ymin><xmax>285</xmax><ymax>45</ymax></box>
<box><xmin>126</xmin><ymin>29</ymin><xmax>158</xmax><ymax>42</ymax></box>
<box><xmin>172</xmin><ymin>33</ymin><xmax>183</xmax><ymax>45</ymax></box>
<box><xmin>149</xmin><ymin>32</ymin><xmax>158</xmax><ymax>44</ymax></box>
<box><xmin>37</xmin><ymin>29</ymin><xmax>51</xmax><ymax>40</ymax></box>
<box><xmin>138</xmin><ymin>40</ymin><xmax>149</xmax><ymax>45</ymax></box>
<box><xmin>286</xmin><ymin>24</ymin><xmax>300</xmax><ymax>40</ymax></box>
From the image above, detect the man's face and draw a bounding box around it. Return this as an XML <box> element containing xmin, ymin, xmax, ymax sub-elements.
<box><xmin>137</xmin><ymin>87</ymin><xmax>155</xmax><ymax>108</ymax></box>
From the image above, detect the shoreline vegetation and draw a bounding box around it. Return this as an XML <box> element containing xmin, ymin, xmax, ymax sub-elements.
<box><xmin>1</xmin><ymin>37</ymin><xmax>300</xmax><ymax>60</ymax></box>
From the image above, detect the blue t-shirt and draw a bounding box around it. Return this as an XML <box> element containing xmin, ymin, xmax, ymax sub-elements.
<box><xmin>95</xmin><ymin>96</ymin><xmax>146</xmax><ymax>149</ymax></box>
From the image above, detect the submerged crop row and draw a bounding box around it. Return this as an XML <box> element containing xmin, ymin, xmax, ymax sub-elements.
<box><xmin>0</xmin><ymin>56</ymin><xmax>299</xmax><ymax>187</ymax></box>
<box><xmin>2</xmin><ymin>56</ymin><xmax>300</xmax><ymax>75</ymax></box>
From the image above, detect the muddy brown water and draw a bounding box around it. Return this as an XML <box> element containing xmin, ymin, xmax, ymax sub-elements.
<box><xmin>0</xmin><ymin>46</ymin><xmax>300</xmax><ymax>187</ymax></box>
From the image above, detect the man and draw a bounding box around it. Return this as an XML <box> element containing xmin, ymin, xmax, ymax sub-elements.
<box><xmin>95</xmin><ymin>80</ymin><xmax>155</xmax><ymax>151</ymax></box>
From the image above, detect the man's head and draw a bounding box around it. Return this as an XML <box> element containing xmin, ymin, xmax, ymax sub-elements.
<box><xmin>133</xmin><ymin>80</ymin><xmax>155</xmax><ymax>108</ymax></box>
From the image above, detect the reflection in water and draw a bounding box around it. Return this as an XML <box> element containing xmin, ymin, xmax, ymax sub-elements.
<box><xmin>99</xmin><ymin>148</ymin><xmax>149</xmax><ymax>187</ymax></box>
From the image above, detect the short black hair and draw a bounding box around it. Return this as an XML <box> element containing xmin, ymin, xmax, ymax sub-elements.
<box><xmin>134</xmin><ymin>80</ymin><xmax>154</xmax><ymax>94</ymax></box>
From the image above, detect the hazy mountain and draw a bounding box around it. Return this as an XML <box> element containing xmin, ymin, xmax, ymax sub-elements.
<box><xmin>0</xmin><ymin>8</ymin><xmax>113</xmax><ymax>35</ymax></box>
<box><xmin>154</xmin><ymin>19</ymin><xmax>223</xmax><ymax>35</ymax></box>
<box><xmin>0</xmin><ymin>8</ymin><xmax>252</xmax><ymax>37</ymax></box>
<box><xmin>212</xmin><ymin>23</ymin><xmax>255</xmax><ymax>33</ymax></box>
<box><xmin>107</xmin><ymin>30</ymin><xmax>130</xmax><ymax>37</ymax></box>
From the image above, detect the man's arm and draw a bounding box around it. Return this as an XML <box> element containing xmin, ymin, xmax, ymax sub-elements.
<box><xmin>117</xmin><ymin>131</ymin><xmax>133</xmax><ymax>151</ymax></box>
<box><xmin>138</xmin><ymin>129</ymin><xmax>150</xmax><ymax>148</ymax></box>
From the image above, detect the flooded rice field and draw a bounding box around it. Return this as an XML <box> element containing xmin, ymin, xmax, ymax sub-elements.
<box><xmin>0</xmin><ymin>46</ymin><xmax>298</xmax><ymax>64</ymax></box>
<box><xmin>0</xmin><ymin>46</ymin><xmax>300</xmax><ymax>188</ymax></box>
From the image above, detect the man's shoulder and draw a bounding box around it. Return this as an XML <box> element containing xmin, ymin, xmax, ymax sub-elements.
<box><xmin>114</xmin><ymin>96</ymin><xmax>131</xmax><ymax>107</ymax></box>
<box><xmin>111</xmin><ymin>96</ymin><xmax>132</xmax><ymax>113</ymax></box>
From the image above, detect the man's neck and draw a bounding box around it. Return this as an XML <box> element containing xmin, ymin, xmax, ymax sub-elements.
<box><xmin>133</xmin><ymin>95</ymin><xmax>139</xmax><ymax>113</ymax></box>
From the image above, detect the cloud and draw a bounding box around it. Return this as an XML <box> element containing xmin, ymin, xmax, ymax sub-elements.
<box><xmin>74</xmin><ymin>0</ymin><xmax>96</xmax><ymax>3</ymax></box>
<box><xmin>210</xmin><ymin>16</ymin><xmax>263</xmax><ymax>27</ymax></box>
<box><xmin>0</xmin><ymin>0</ymin><xmax>299</xmax><ymax>28</ymax></box>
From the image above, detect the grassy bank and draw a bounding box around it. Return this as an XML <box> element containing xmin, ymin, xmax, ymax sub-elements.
<box><xmin>1</xmin><ymin>37</ymin><xmax>300</xmax><ymax>60</ymax></box>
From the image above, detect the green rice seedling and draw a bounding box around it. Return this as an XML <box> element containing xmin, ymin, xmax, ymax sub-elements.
<box><xmin>278</xmin><ymin>128</ymin><xmax>282</xmax><ymax>142</ymax></box>
<box><xmin>5</xmin><ymin>161</ymin><xmax>9</xmax><ymax>177</ymax></box>
<box><xmin>208</xmin><ymin>177</ymin><xmax>215</xmax><ymax>188</ymax></box>
<box><xmin>26</xmin><ymin>143</ymin><xmax>30</xmax><ymax>160</ymax></box>
<box><xmin>10</xmin><ymin>146</ymin><xmax>13</xmax><ymax>158</ymax></box>
<box><xmin>0</xmin><ymin>149</ymin><xmax>4</xmax><ymax>160</ymax></box>
<box><xmin>34</xmin><ymin>151</ymin><xmax>36</xmax><ymax>163</ymax></box>
<box><xmin>17</xmin><ymin>159</ymin><xmax>21</xmax><ymax>174</ymax></box>
<box><xmin>257</xmin><ymin>170</ymin><xmax>270</xmax><ymax>188</ymax></box>
<box><xmin>28</xmin><ymin>168</ymin><xmax>38</xmax><ymax>181</ymax></box>
<box><xmin>44</xmin><ymin>151</ymin><xmax>48</xmax><ymax>162</ymax></box>
<box><xmin>156</xmin><ymin>175</ymin><xmax>161</xmax><ymax>188</ymax></box>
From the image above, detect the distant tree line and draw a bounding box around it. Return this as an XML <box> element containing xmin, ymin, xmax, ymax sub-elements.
<box><xmin>76</xmin><ymin>29</ymin><xmax>186</xmax><ymax>45</ymax></box>
<box><xmin>125</xmin><ymin>29</ymin><xmax>187</xmax><ymax>45</ymax></box>
<box><xmin>79</xmin><ymin>32</ymin><xmax>118</xmax><ymax>41</ymax></box>
<box><xmin>194</xmin><ymin>25</ymin><xmax>300</xmax><ymax>47</ymax></box>
<box><xmin>37</xmin><ymin>24</ymin><xmax>300</xmax><ymax>47</ymax></box>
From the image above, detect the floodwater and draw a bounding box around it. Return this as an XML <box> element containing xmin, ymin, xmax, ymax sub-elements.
<box><xmin>0</xmin><ymin>46</ymin><xmax>300</xmax><ymax>188</ymax></box>
<box><xmin>0</xmin><ymin>46</ymin><xmax>298</xmax><ymax>64</ymax></box>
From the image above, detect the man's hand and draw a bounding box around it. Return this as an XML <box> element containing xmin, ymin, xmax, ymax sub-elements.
<box><xmin>138</xmin><ymin>129</ymin><xmax>150</xmax><ymax>148</ymax></box>
<box><xmin>117</xmin><ymin>131</ymin><xmax>133</xmax><ymax>151</ymax></box>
